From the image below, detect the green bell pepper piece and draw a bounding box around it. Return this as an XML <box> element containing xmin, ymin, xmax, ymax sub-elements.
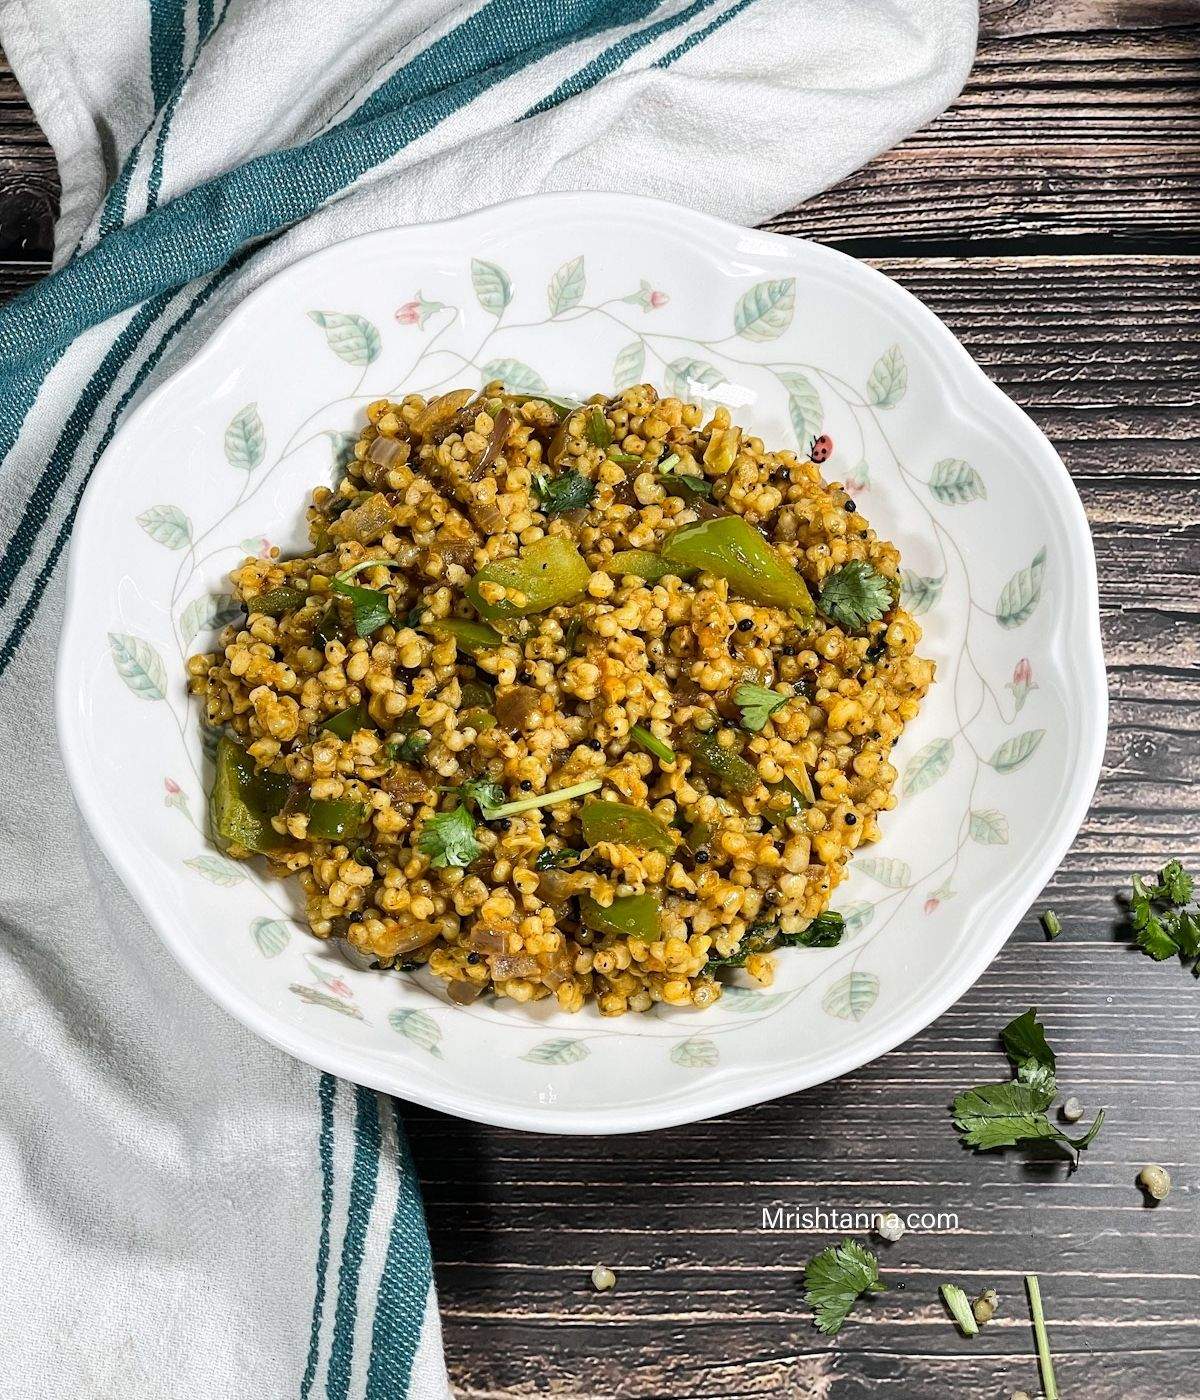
<box><xmin>466</xmin><ymin>535</ymin><xmax>590</xmax><ymax>620</ymax></box>
<box><xmin>580</xmin><ymin>801</ymin><xmax>677</xmax><ymax>855</ymax></box>
<box><xmin>579</xmin><ymin>892</ymin><xmax>661</xmax><ymax>942</ymax></box>
<box><xmin>319</xmin><ymin>701</ymin><xmax>373</xmax><ymax>740</ymax></box>
<box><xmin>603</xmin><ymin>549</ymin><xmax>696</xmax><ymax>583</ymax></box>
<box><xmin>308</xmin><ymin>799</ymin><xmax>369</xmax><ymax>841</ymax></box>
<box><xmin>685</xmin><ymin>730</ymin><xmax>760</xmax><ymax>795</ymax></box>
<box><xmin>249</xmin><ymin>586</ymin><xmax>305</xmax><ymax>617</ymax></box>
<box><xmin>661</xmin><ymin>516</ymin><xmax>815</xmax><ymax>615</ymax></box>
<box><xmin>424</xmin><ymin>617</ymin><xmax>503</xmax><ymax>652</ymax></box>
<box><xmin>209</xmin><ymin>736</ymin><xmax>290</xmax><ymax>853</ymax></box>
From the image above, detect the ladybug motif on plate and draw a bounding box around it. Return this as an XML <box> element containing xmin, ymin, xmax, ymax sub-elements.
<box><xmin>809</xmin><ymin>434</ymin><xmax>833</xmax><ymax>464</ymax></box>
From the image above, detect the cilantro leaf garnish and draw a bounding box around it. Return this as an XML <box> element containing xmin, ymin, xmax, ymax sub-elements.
<box><xmin>416</xmin><ymin>804</ymin><xmax>481</xmax><ymax>869</ymax></box>
<box><xmin>734</xmin><ymin>682</ymin><xmax>788</xmax><ymax>733</ymax></box>
<box><xmin>533</xmin><ymin>470</ymin><xmax>596</xmax><ymax>515</ymax></box>
<box><xmin>951</xmin><ymin>1008</ymin><xmax>1104</xmax><ymax>1165</ymax></box>
<box><xmin>1127</xmin><ymin>860</ymin><xmax>1200</xmax><ymax>972</ymax></box>
<box><xmin>386</xmin><ymin>732</ymin><xmax>428</xmax><ymax>765</ymax></box>
<box><xmin>704</xmin><ymin>911</ymin><xmax>844</xmax><ymax>971</ymax></box>
<box><xmin>817</xmin><ymin>561</ymin><xmax>894</xmax><ymax>632</ymax></box>
<box><xmin>459</xmin><ymin>777</ymin><xmax>506</xmax><ymax>819</ymax></box>
<box><xmin>534</xmin><ymin>847</ymin><xmax>584</xmax><ymax>870</ymax></box>
<box><xmin>803</xmin><ymin>1239</ymin><xmax>886</xmax><ymax>1335</ymax></box>
<box><xmin>330</xmin><ymin>577</ymin><xmax>392</xmax><ymax>637</ymax></box>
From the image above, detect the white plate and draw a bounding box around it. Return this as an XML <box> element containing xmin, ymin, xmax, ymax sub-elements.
<box><xmin>56</xmin><ymin>193</ymin><xmax>1107</xmax><ymax>1134</ymax></box>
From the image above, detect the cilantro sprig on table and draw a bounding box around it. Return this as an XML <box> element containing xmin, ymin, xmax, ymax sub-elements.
<box><xmin>803</xmin><ymin>1239</ymin><xmax>886</xmax><ymax>1335</ymax></box>
<box><xmin>951</xmin><ymin>1008</ymin><xmax>1104</xmax><ymax>1166</ymax></box>
<box><xmin>1128</xmin><ymin>859</ymin><xmax>1200</xmax><ymax>974</ymax></box>
<box><xmin>816</xmin><ymin>561</ymin><xmax>894</xmax><ymax>632</ymax></box>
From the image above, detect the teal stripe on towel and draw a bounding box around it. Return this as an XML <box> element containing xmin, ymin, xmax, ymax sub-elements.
<box><xmin>301</xmin><ymin>1074</ymin><xmax>338</xmax><ymax>1400</ymax></box>
<box><xmin>655</xmin><ymin>0</ymin><xmax>756</xmax><ymax>66</ymax></box>
<box><xmin>524</xmin><ymin>0</ymin><xmax>718</xmax><ymax>117</ymax></box>
<box><xmin>325</xmin><ymin>1085</ymin><xmax>383</xmax><ymax>1400</ymax></box>
<box><xmin>147</xmin><ymin>1</ymin><xmax>236</xmax><ymax>212</ymax></box>
<box><xmin>364</xmin><ymin>1109</ymin><xmax>433</xmax><ymax>1400</ymax></box>
<box><xmin>0</xmin><ymin>0</ymin><xmax>660</xmax><ymax>385</ymax></box>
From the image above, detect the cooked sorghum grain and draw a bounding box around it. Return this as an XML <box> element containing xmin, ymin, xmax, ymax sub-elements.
<box><xmin>188</xmin><ymin>382</ymin><xmax>933</xmax><ymax>1015</ymax></box>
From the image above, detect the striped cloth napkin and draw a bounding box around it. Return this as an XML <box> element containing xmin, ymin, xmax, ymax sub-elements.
<box><xmin>0</xmin><ymin>2</ymin><xmax>976</xmax><ymax>1395</ymax></box>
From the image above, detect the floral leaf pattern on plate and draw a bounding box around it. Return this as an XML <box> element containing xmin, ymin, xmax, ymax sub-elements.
<box><xmin>326</xmin><ymin>429</ymin><xmax>359</xmax><ymax>485</ymax></box>
<box><xmin>137</xmin><ymin>504</ymin><xmax>191</xmax><ymax>549</ymax></box>
<box><xmin>180</xmin><ymin>592</ymin><xmax>241</xmax><ymax>646</ymax></box>
<box><xmin>838</xmin><ymin>901</ymin><xmax>876</xmax><ymax>936</ymax></box>
<box><xmin>290</xmin><ymin>983</ymin><xmax>363</xmax><ymax>1018</ymax></box>
<box><xmin>969</xmin><ymin>809</ymin><xmax>1010</xmax><ymax>844</ymax></box>
<box><xmin>251</xmin><ymin>916</ymin><xmax>291</xmax><ymax>957</ymax></box>
<box><xmin>184</xmin><ymin>853</ymin><xmax>245</xmax><ymax>886</ymax></box>
<box><xmin>719</xmin><ymin>985</ymin><xmax>792</xmax><ymax>1013</ymax></box>
<box><xmin>929</xmin><ymin>459</ymin><xmax>986</xmax><ymax>504</ymax></box>
<box><xmin>665</xmin><ymin>357</ymin><xmax>726</xmax><ymax>404</ymax></box>
<box><xmin>389</xmin><ymin>1008</ymin><xmax>444</xmax><ymax>1058</ymax></box>
<box><xmin>547</xmin><ymin>255</ymin><xmax>585</xmax><ymax>315</ymax></box>
<box><xmin>866</xmin><ymin>345</ymin><xmax>907</xmax><ymax>407</ymax></box>
<box><xmin>822</xmin><ymin>971</ymin><xmax>880</xmax><ymax>1021</ymax></box>
<box><xmin>900</xmin><ymin>569</ymin><xmax>944</xmax><ymax>615</ymax></box>
<box><xmin>996</xmin><ymin>547</ymin><xmax>1047</xmax><ymax>628</ymax></box>
<box><xmin>901</xmin><ymin>737</ymin><xmax>954</xmax><ymax>796</ymax></box>
<box><xmin>734</xmin><ymin>278</ymin><xmax>795</xmax><ymax>341</ymax></box>
<box><xmin>988</xmin><ymin>729</ymin><xmax>1046</xmax><ymax>774</ymax></box>
<box><xmin>479</xmin><ymin>357</ymin><xmax>547</xmax><ymax>395</ymax></box>
<box><xmin>471</xmin><ymin>257</ymin><xmax>512</xmax><ymax>315</ymax></box>
<box><xmin>108</xmin><ymin>632</ymin><xmax>166</xmax><ymax>700</ymax></box>
<box><xmin>612</xmin><ymin>340</ymin><xmax>645</xmax><ymax>392</ymax></box>
<box><xmin>670</xmin><ymin>1037</ymin><xmax>719</xmax><ymax>1068</ymax></box>
<box><xmin>777</xmin><ymin>370</ymin><xmax>823</xmax><ymax>449</ymax></box>
<box><xmin>522</xmin><ymin>1037</ymin><xmax>589</xmax><ymax>1065</ymax></box>
<box><xmin>854</xmin><ymin>856</ymin><xmax>912</xmax><ymax>888</ymax></box>
<box><xmin>306</xmin><ymin>311</ymin><xmax>381</xmax><ymax>367</ymax></box>
<box><xmin>224</xmin><ymin>404</ymin><xmax>265</xmax><ymax>470</ymax></box>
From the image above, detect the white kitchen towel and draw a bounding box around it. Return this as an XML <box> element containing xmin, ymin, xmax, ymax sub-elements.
<box><xmin>0</xmin><ymin>2</ymin><xmax>977</xmax><ymax>1396</ymax></box>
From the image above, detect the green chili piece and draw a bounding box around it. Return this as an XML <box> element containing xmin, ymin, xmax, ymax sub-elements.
<box><xmin>685</xmin><ymin>819</ymin><xmax>715</xmax><ymax>852</ymax></box>
<box><xmin>308</xmin><ymin>799</ymin><xmax>369</xmax><ymax>841</ymax></box>
<box><xmin>466</xmin><ymin>535</ymin><xmax>590</xmax><ymax>620</ymax></box>
<box><xmin>462</xmin><ymin>708</ymin><xmax>496</xmax><ymax>734</ymax></box>
<box><xmin>685</xmin><ymin>730</ymin><xmax>760</xmax><ymax>795</ymax></box>
<box><xmin>319</xmin><ymin>701</ymin><xmax>374</xmax><ymax>740</ymax></box>
<box><xmin>630</xmin><ymin>724</ymin><xmax>676</xmax><ymax>764</ymax></box>
<box><xmin>249</xmin><ymin>586</ymin><xmax>304</xmax><ymax>617</ymax></box>
<box><xmin>424</xmin><ymin>617</ymin><xmax>503</xmax><ymax>653</ymax></box>
<box><xmin>579</xmin><ymin>892</ymin><xmax>661</xmax><ymax>942</ymax></box>
<box><xmin>762</xmin><ymin>773</ymin><xmax>813</xmax><ymax>828</ymax></box>
<box><xmin>460</xmin><ymin>680</ymin><xmax>495</xmax><ymax>709</ymax></box>
<box><xmin>209</xmin><ymin>736</ymin><xmax>290</xmax><ymax>853</ymax></box>
<box><xmin>580</xmin><ymin>801</ymin><xmax>677</xmax><ymax>855</ymax></box>
<box><xmin>662</xmin><ymin>516</ymin><xmax>815</xmax><ymax>615</ymax></box>
<box><xmin>604</xmin><ymin>549</ymin><xmax>695</xmax><ymax>583</ymax></box>
<box><xmin>585</xmin><ymin>405</ymin><xmax>613</xmax><ymax>448</ymax></box>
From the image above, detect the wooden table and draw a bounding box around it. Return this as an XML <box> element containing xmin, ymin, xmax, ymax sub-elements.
<box><xmin>4</xmin><ymin>4</ymin><xmax>1198</xmax><ymax>1395</ymax></box>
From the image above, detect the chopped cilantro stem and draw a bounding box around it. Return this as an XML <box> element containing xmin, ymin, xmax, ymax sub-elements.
<box><xmin>940</xmin><ymin>1283</ymin><xmax>979</xmax><ymax>1338</ymax></box>
<box><xmin>630</xmin><ymin>724</ymin><xmax>676</xmax><ymax>764</ymax></box>
<box><xmin>484</xmin><ymin>777</ymin><xmax>602</xmax><ymax>820</ymax></box>
<box><xmin>1025</xmin><ymin>1275</ymin><xmax>1059</xmax><ymax>1400</ymax></box>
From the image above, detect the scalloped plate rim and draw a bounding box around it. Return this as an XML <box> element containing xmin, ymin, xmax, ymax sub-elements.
<box><xmin>55</xmin><ymin>191</ymin><xmax>1108</xmax><ymax>1134</ymax></box>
